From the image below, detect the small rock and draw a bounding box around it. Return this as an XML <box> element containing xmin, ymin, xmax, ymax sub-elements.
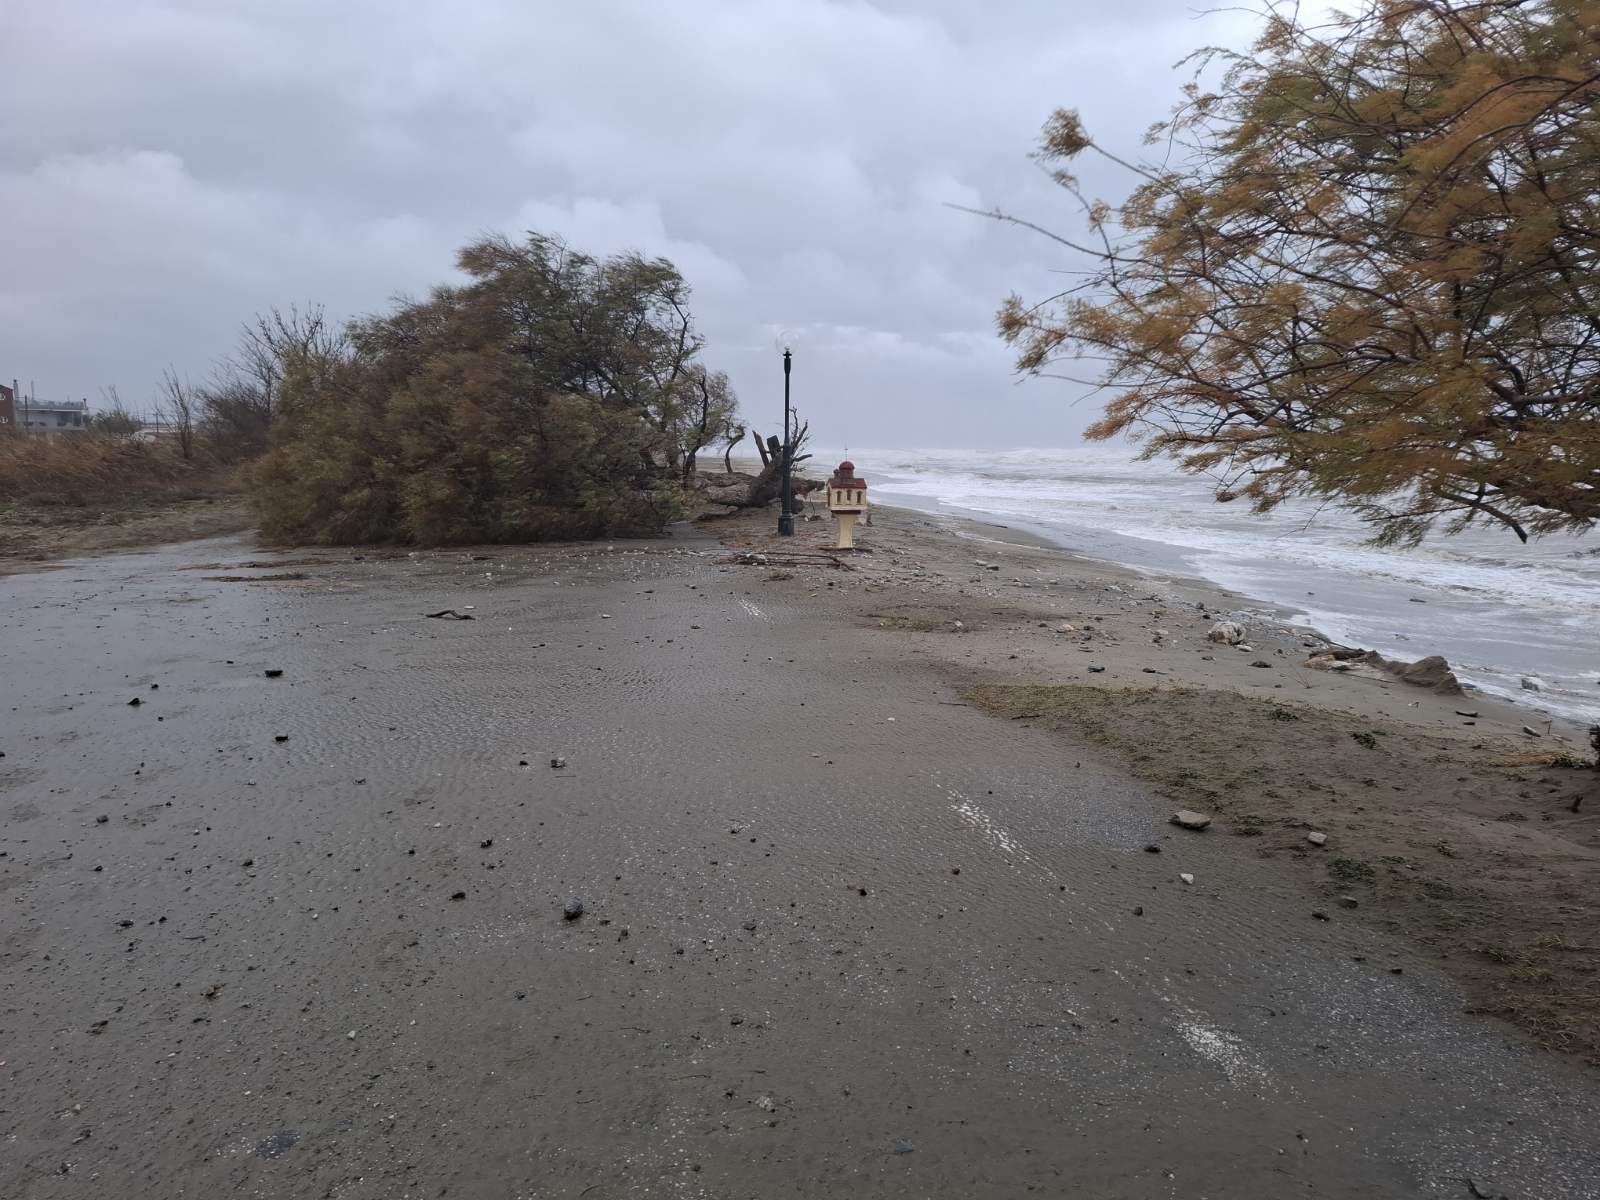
<box><xmin>1170</xmin><ymin>810</ymin><xmax>1212</xmax><ymax>831</ymax></box>
<box><xmin>1179</xmin><ymin>873</ymin><xmax>1194</xmax><ymax>885</ymax></box>
<box><xmin>1087</xmin><ymin>665</ymin><xmax>1106</xmax><ymax>674</ymax></box>
<box><xmin>242</xmin><ymin>858</ymin><xmax>254</xmax><ymax>868</ymax></box>
<box><xmin>274</xmin><ymin>735</ymin><xmax>289</xmax><ymax>743</ymax></box>
<box><xmin>1207</xmin><ymin>621</ymin><xmax>1245</xmax><ymax>645</ymax></box>
<box><xmin>1311</xmin><ymin>910</ymin><xmax>1330</xmax><ymax>921</ymax></box>
<box><xmin>95</xmin><ymin>815</ymin><xmax>109</xmax><ymax>825</ymax></box>
<box><xmin>1337</xmin><ymin>895</ymin><xmax>1359</xmax><ymax>909</ymax></box>
<box><xmin>1454</xmin><ymin>709</ymin><xmax>1479</xmax><ymax>718</ymax></box>
<box><xmin>127</xmin><ymin>697</ymin><xmax>142</xmax><ymax>707</ymax></box>
<box><xmin>551</xmin><ymin>756</ymin><xmax>567</xmax><ymax>768</ymax></box>
<box><xmin>1306</xmin><ymin>832</ymin><xmax>1328</xmax><ymax>847</ymax></box>
<box><xmin>893</xmin><ymin>1140</ymin><xmax>915</xmax><ymax>1155</ymax></box>
<box><xmin>1250</xmin><ymin>660</ymin><xmax>1272</xmax><ymax>669</ymax></box>
<box><xmin>1521</xmin><ymin>725</ymin><xmax>1542</xmax><ymax>738</ymax></box>
<box><xmin>450</xmin><ymin>891</ymin><xmax>466</xmax><ymax>901</ymax></box>
<box><xmin>1520</xmin><ymin>675</ymin><xmax>1543</xmax><ymax>692</ymax></box>
<box><xmin>1143</xmin><ymin>843</ymin><xmax>1162</xmax><ymax>854</ymax></box>
<box><xmin>563</xmin><ymin>897</ymin><xmax>584</xmax><ymax>920</ymax></box>
<box><xmin>263</xmin><ymin>669</ymin><xmax>284</xmax><ymax>678</ymax></box>
<box><xmin>1133</xmin><ymin>905</ymin><xmax>1144</xmax><ymax>916</ymax></box>
<box><xmin>479</xmin><ymin>839</ymin><xmax>493</xmax><ymax>849</ymax></box>
<box><xmin>346</xmin><ymin>1030</ymin><xmax>356</xmax><ymax>1039</ymax></box>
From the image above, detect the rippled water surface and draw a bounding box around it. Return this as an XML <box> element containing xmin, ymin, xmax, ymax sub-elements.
<box><xmin>827</xmin><ymin>444</ymin><xmax>1600</xmax><ymax>724</ymax></box>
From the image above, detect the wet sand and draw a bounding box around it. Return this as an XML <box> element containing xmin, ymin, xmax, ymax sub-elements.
<box><xmin>2</xmin><ymin>513</ymin><xmax>1598</xmax><ymax>1197</ymax></box>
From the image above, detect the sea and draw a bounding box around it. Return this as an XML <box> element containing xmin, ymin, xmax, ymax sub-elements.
<box><xmin>819</xmin><ymin>444</ymin><xmax>1600</xmax><ymax>728</ymax></box>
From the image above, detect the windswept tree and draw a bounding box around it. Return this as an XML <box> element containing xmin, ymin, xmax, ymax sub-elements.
<box><xmin>253</xmin><ymin>233</ymin><xmax>739</xmax><ymax>544</ymax></box>
<box><xmin>200</xmin><ymin>305</ymin><xmax>345</xmax><ymax>462</ymax></box>
<box><xmin>993</xmin><ymin>0</ymin><xmax>1600</xmax><ymax>543</ymax></box>
<box><xmin>155</xmin><ymin>368</ymin><xmax>198</xmax><ymax>461</ymax></box>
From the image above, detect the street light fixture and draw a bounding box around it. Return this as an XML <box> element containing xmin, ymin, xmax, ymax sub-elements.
<box><xmin>778</xmin><ymin>348</ymin><xmax>795</xmax><ymax>536</ymax></box>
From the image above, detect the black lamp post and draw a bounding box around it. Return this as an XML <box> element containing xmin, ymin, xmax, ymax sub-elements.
<box><xmin>777</xmin><ymin>348</ymin><xmax>795</xmax><ymax>536</ymax></box>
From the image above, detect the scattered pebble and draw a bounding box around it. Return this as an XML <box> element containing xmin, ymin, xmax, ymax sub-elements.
<box><xmin>563</xmin><ymin>897</ymin><xmax>585</xmax><ymax>920</ymax></box>
<box><xmin>1179</xmin><ymin>873</ymin><xmax>1194</xmax><ymax>885</ymax></box>
<box><xmin>1171</xmin><ymin>810</ymin><xmax>1212</xmax><ymax>831</ymax></box>
<box><xmin>1306</xmin><ymin>832</ymin><xmax>1328</xmax><ymax>847</ymax></box>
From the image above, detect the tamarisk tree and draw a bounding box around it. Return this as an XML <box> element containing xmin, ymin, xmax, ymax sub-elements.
<box><xmin>995</xmin><ymin>0</ymin><xmax>1600</xmax><ymax>542</ymax></box>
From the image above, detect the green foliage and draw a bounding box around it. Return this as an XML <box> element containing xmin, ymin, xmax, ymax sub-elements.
<box><xmin>253</xmin><ymin>234</ymin><xmax>732</xmax><ymax>545</ymax></box>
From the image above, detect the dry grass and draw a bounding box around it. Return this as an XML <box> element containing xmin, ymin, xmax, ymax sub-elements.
<box><xmin>0</xmin><ymin>435</ymin><xmax>221</xmax><ymax>504</ymax></box>
<box><xmin>0</xmin><ymin>436</ymin><xmax>248</xmax><ymax>566</ymax></box>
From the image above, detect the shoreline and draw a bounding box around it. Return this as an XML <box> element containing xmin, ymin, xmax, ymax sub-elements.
<box><xmin>716</xmin><ymin>501</ymin><xmax>1600</xmax><ymax>1059</ymax></box>
<box><xmin>1</xmin><ymin>512</ymin><xmax>1597</xmax><ymax>1195</ymax></box>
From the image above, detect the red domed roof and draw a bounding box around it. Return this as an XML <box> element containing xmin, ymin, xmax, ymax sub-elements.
<box><xmin>838</xmin><ymin>460</ymin><xmax>854</xmax><ymax>472</ymax></box>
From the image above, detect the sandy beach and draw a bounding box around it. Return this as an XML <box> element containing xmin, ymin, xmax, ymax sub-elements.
<box><xmin>2</xmin><ymin>507</ymin><xmax>1597</xmax><ymax>1197</ymax></box>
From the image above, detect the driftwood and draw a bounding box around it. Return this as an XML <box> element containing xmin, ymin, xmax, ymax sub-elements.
<box><xmin>691</xmin><ymin>462</ymin><xmax>823</xmax><ymax>510</ymax></box>
<box><xmin>719</xmin><ymin>550</ymin><xmax>855</xmax><ymax>570</ymax></box>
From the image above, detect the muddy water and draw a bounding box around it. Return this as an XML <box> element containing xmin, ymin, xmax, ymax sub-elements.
<box><xmin>2</xmin><ymin>531</ymin><xmax>1597</xmax><ymax>1198</ymax></box>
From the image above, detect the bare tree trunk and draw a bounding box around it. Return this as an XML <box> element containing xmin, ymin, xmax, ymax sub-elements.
<box><xmin>157</xmin><ymin>367</ymin><xmax>198</xmax><ymax>461</ymax></box>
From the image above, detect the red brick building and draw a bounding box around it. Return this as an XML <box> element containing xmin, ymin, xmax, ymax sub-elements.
<box><xmin>0</xmin><ymin>382</ymin><xmax>15</xmax><ymax>431</ymax></box>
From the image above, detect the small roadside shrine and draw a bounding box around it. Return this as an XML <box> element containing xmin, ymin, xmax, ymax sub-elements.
<box><xmin>826</xmin><ymin>460</ymin><xmax>868</xmax><ymax>549</ymax></box>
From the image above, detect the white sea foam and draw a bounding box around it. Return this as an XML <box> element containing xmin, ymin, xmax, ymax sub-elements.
<box><xmin>825</xmin><ymin>444</ymin><xmax>1600</xmax><ymax>726</ymax></box>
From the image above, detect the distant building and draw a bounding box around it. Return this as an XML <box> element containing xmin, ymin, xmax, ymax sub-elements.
<box><xmin>11</xmin><ymin>397</ymin><xmax>93</xmax><ymax>438</ymax></box>
<box><xmin>0</xmin><ymin>382</ymin><xmax>14</xmax><ymax>431</ymax></box>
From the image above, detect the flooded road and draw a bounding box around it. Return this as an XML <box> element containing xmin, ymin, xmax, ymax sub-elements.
<box><xmin>2</xmin><ymin>531</ymin><xmax>1597</xmax><ymax>1198</ymax></box>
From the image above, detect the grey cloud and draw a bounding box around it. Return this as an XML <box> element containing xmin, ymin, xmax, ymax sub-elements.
<box><xmin>2</xmin><ymin>0</ymin><xmax>1259</xmax><ymax>446</ymax></box>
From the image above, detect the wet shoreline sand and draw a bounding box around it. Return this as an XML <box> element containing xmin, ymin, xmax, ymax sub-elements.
<box><xmin>0</xmin><ymin>510</ymin><xmax>1596</xmax><ymax>1196</ymax></box>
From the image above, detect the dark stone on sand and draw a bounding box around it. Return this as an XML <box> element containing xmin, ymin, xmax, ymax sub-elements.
<box><xmin>894</xmin><ymin>1140</ymin><xmax>915</xmax><ymax>1154</ymax></box>
<box><xmin>1143</xmin><ymin>843</ymin><xmax>1162</xmax><ymax>853</ymax></box>
<box><xmin>742</xmin><ymin>921</ymin><xmax>757</xmax><ymax>931</ymax></box>
<box><xmin>1133</xmin><ymin>906</ymin><xmax>1144</xmax><ymax>916</ymax></box>
<box><xmin>563</xmin><ymin>897</ymin><xmax>584</xmax><ymax>920</ymax></box>
<box><xmin>1312</xmin><ymin>910</ymin><xmax>1330</xmax><ymax>921</ymax></box>
<box><xmin>551</xmin><ymin>756</ymin><xmax>567</xmax><ymax>769</ymax></box>
<box><xmin>264</xmin><ymin>669</ymin><xmax>283</xmax><ymax>678</ymax></box>
<box><xmin>450</xmin><ymin>891</ymin><xmax>466</xmax><ymax>901</ymax></box>
<box><xmin>274</xmin><ymin>735</ymin><xmax>289</xmax><ymax>743</ymax></box>
<box><xmin>1087</xmin><ymin>666</ymin><xmax>1106</xmax><ymax>674</ymax></box>
<box><xmin>95</xmin><ymin>815</ymin><xmax>108</xmax><ymax>824</ymax></box>
<box><xmin>1391</xmin><ymin>654</ymin><xmax>1462</xmax><ymax>694</ymax></box>
<box><xmin>1251</xmin><ymin>660</ymin><xmax>1272</xmax><ymax>668</ymax></box>
<box><xmin>1337</xmin><ymin>895</ymin><xmax>1359</xmax><ymax>908</ymax></box>
<box><xmin>127</xmin><ymin>697</ymin><xmax>141</xmax><ymax>707</ymax></box>
<box><xmin>242</xmin><ymin>858</ymin><xmax>254</xmax><ymax>868</ymax></box>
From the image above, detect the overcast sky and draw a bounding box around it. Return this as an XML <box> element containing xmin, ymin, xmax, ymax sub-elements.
<box><xmin>2</xmin><ymin>1</ymin><xmax>1258</xmax><ymax>448</ymax></box>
